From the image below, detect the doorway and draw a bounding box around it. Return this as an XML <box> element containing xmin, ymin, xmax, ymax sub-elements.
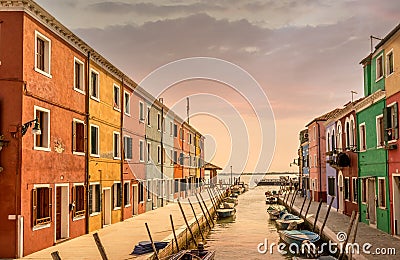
<box><xmin>367</xmin><ymin>178</ymin><xmax>377</xmax><ymax>226</ymax></box>
<box><xmin>338</xmin><ymin>171</ymin><xmax>344</xmax><ymax>213</ymax></box>
<box><xmin>55</xmin><ymin>185</ymin><xmax>69</xmax><ymax>242</ymax></box>
<box><xmin>132</xmin><ymin>185</ymin><xmax>138</xmax><ymax>215</ymax></box>
<box><xmin>103</xmin><ymin>188</ymin><xmax>111</xmax><ymax>226</ymax></box>
<box><xmin>393</xmin><ymin>175</ymin><xmax>400</xmax><ymax>235</ymax></box>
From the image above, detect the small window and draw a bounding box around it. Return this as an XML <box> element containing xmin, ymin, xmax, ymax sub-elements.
<box><xmin>147</xmin><ymin>180</ymin><xmax>151</xmax><ymax>199</ymax></box>
<box><xmin>124</xmin><ymin>136</ymin><xmax>132</xmax><ymax>160</ymax></box>
<box><xmin>328</xmin><ymin>177</ymin><xmax>335</xmax><ymax>196</ymax></box>
<box><xmin>139</xmin><ymin>102</ymin><xmax>144</xmax><ymax>121</ymax></box>
<box><xmin>174</xmin><ymin>124</ymin><xmax>178</xmax><ymax>137</ymax></box>
<box><xmin>189</xmin><ymin>133</ymin><xmax>192</xmax><ymax>144</ymax></box>
<box><xmin>112</xmin><ymin>183</ymin><xmax>122</xmax><ymax>209</ymax></box>
<box><xmin>337</xmin><ymin>123</ymin><xmax>342</xmax><ymax>150</ymax></box>
<box><xmin>89</xmin><ymin>184</ymin><xmax>101</xmax><ymax>215</ymax></box>
<box><xmin>138</xmin><ymin>182</ymin><xmax>144</xmax><ymax>202</ymax></box>
<box><xmin>376</xmin><ymin>115</ymin><xmax>384</xmax><ymax>147</ymax></box>
<box><xmin>170</xmin><ymin>122</ymin><xmax>173</xmax><ymax>136</ymax></box>
<box><xmin>384</xmin><ymin>103</ymin><xmax>398</xmax><ymax>142</ymax></box>
<box><xmin>386</xmin><ymin>50</ymin><xmax>394</xmax><ymax>76</ymax></box>
<box><xmin>314</xmin><ymin>154</ymin><xmax>317</xmax><ymax>167</ymax></box>
<box><xmin>359</xmin><ymin>124</ymin><xmax>366</xmax><ymax>151</ymax></box>
<box><xmin>344</xmin><ymin>178</ymin><xmax>350</xmax><ymax>200</ymax></box>
<box><xmin>90</xmin><ymin>69</ymin><xmax>100</xmax><ymax>101</ymax></box>
<box><xmin>113</xmin><ymin>132</ymin><xmax>121</xmax><ymax>159</ymax></box>
<box><xmin>113</xmin><ymin>84</ymin><xmax>120</xmax><ymax>111</ymax></box>
<box><xmin>73</xmin><ymin>185</ymin><xmax>85</xmax><ymax>218</ymax></box>
<box><xmin>32</xmin><ymin>186</ymin><xmax>52</xmax><ymax>226</ymax></box>
<box><xmin>147</xmin><ymin>142</ymin><xmax>151</xmax><ymax>162</ymax></box>
<box><xmin>378</xmin><ymin>178</ymin><xmax>386</xmax><ymax>208</ymax></box>
<box><xmin>124</xmin><ymin>91</ymin><xmax>130</xmax><ymax>116</ymax></box>
<box><xmin>361</xmin><ymin>179</ymin><xmax>367</xmax><ymax>203</ymax></box>
<box><xmin>157</xmin><ymin>145</ymin><xmax>161</xmax><ymax>164</ymax></box>
<box><xmin>34</xmin><ymin>106</ymin><xmax>50</xmax><ymax>151</ymax></box>
<box><xmin>147</xmin><ymin>107</ymin><xmax>151</xmax><ymax>126</ymax></box>
<box><xmin>35</xmin><ymin>31</ymin><xmax>51</xmax><ymax>77</ymax></box>
<box><xmin>124</xmin><ymin>182</ymin><xmax>130</xmax><ymax>206</ymax></box>
<box><xmin>74</xmin><ymin>58</ymin><xmax>84</xmax><ymax>93</ymax></box>
<box><xmin>376</xmin><ymin>54</ymin><xmax>384</xmax><ymax>80</ymax></box>
<box><xmin>72</xmin><ymin>119</ymin><xmax>85</xmax><ymax>154</ymax></box>
<box><xmin>157</xmin><ymin>113</ymin><xmax>161</xmax><ymax>131</ymax></box>
<box><xmin>90</xmin><ymin>125</ymin><xmax>100</xmax><ymax>157</ymax></box>
<box><xmin>174</xmin><ymin>150</ymin><xmax>178</xmax><ymax>164</ymax></box>
<box><xmin>139</xmin><ymin>140</ymin><xmax>144</xmax><ymax>162</ymax></box>
<box><xmin>352</xmin><ymin>178</ymin><xmax>358</xmax><ymax>203</ymax></box>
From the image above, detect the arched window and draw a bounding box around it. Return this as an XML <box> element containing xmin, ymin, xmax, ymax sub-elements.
<box><xmin>337</xmin><ymin>122</ymin><xmax>342</xmax><ymax>150</ymax></box>
<box><xmin>346</xmin><ymin>121</ymin><xmax>350</xmax><ymax>149</ymax></box>
<box><xmin>327</xmin><ymin>131</ymin><xmax>331</xmax><ymax>152</ymax></box>
<box><xmin>332</xmin><ymin>130</ymin><xmax>335</xmax><ymax>151</ymax></box>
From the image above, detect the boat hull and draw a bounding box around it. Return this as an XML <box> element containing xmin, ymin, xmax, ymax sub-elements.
<box><xmin>216</xmin><ymin>208</ymin><xmax>235</xmax><ymax>218</ymax></box>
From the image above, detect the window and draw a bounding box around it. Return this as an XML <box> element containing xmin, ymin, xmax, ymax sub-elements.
<box><xmin>189</xmin><ymin>133</ymin><xmax>192</xmax><ymax>144</ymax></box>
<box><xmin>90</xmin><ymin>125</ymin><xmax>100</xmax><ymax>157</ymax></box>
<box><xmin>73</xmin><ymin>185</ymin><xmax>85</xmax><ymax>218</ymax></box>
<box><xmin>139</xmin><ymin>102</ymin><xmax>144</xmax><ymax>121</ymax></box>
<box><xmin>344</xmin><ymin>177</ymin><xmax>350</xmax><ymax>200</ymax></box>
<box><xmin>147</xmin><ymin>180</ymin><xmax>151</xmax><ymax>200</ymax></box>
<box><xmin>163</xmin><ymin>117</ymin><xmax>166</xmax><ymax>132</ymax></box>
<box><xmin>113</xmin><ymin>132</ymin><xmax>121</xmax><ymax>159</ymax></box>
<box><xmin>328</xmin><ymin>177</ymin><xmax>335</xmax><ymax>196</ymax></box>
<box><xmin>376</xmin><ymin>54</ymin><xmax>384</xmax><ymax>80</ymax></box>
<box><xmin>124</xmin><ymin>91</ymin><xmax>130</xmax><ymax>116</ymax></box>
<box><xmin>359</xmin><ymin>123</ymin><xmax>366</xmax><ymax>151</ymax></box>
<box><xmin>170</xmin><ymin>122</ymin><xmax>173</xmax><ymax>136</ymax></box>
<box><xmin>74</xmin><ymin>58</ymin><xmax>84</xmax><ymax>93</ymax></box>
<box><xmin>174</xmin><ymin>151</ymin><xmax>178</xmax><ymax>164</ymax></box>
<box><xmin>124</xmin><ymin>136</ymin><xmax>132</xmax><ymax>160</ymax></box>
<box><xmin>337</xmin><ymin>123</ymin><xmax>342</xmax><ymax>151</ymax></box>
<box><xmin>139</xmin><ymin>140</ymin><xmax>144</xmax><ymax>162</ymax></box>
<box><xmin>352</xmin><ymin>178</ymin><xmax>358</xmax><ymax>202</ymax></box>
<box><xmin>124</xmin><ymin>182</ymin><xmax>130</xmax><ymax>206</ymax></box>
<box><xmin>90</xmin><ymin>69</ymin><xmax>99</xmax><ymax>101</ymax></box>
<box><xmin>361</xmin><ymin>179</ymin><xmax>367</xmax><ymax>203</ymax></box>
<box><xmin>386</xmin><ymin>50</ymin><xmax>394</xmax><ymax>76</ymax></box>
<box><xmin>34</xmin><ymin>106</ymin><xmax>50</xmax><ymax>151</ymax></box>
<box><xmin>174</xmin><ymin>124</ymin><xmax>178</xmax><ymax>137</ymax></box>
<box><xmin>314</xmin><ymin>154</ymin><xmax>317</xmax><ymax>167</ymax></box>
<box><xmin>313</xmin><ymin>126</ymin><xmax>316</xmax><ymax>141</ymax></box>
<box><xmin>72</xmin><ymin>119</ymin><xmax>85</xmax><ymax>154</ymax></box>
<box><xmin>157</xmin><ymin>113</ymin><xmax>161</xmax><ymax>131</ymax></box>
<box><xmin>32</xmin><ymin>186</ymin><xmax>52</xmax><ymax>226</ymax></box>
<box><xmin>147</xmin><ymin>107</ymin><xmax>151</xmax><ymax>126</ymax></box>
<box><xmin>350</xmin><ymin>118</ymin><xmax>355</xmax><ymax>148</ymax></box>
<box><xmin>89</xmin><ymin>184</ymin><xmax>101</xmax><ymax>215</ymax></box>
<box><xmin>327</xmin><ymin>131</ymin><xmax>331</xmax><ymax>152</ymax></box>
<box><xmin>35</xmin><ymin>31</ymin><xmax>51</xmax><ymax>77</ymax></box>
<box><xmin>384</xmin><ymin>103</ymin><xmax>398</xmax><ymax>142</ymax></box>
<box><xmin>157</xmin><ymin>145</ymin><xmax>161</xmax><ymax>164</ymax></box>
<box><xmin>376</xmin><ymin>115</ymin><xmax>384</xmax><ymax>148</ymax></box>
<box><xmin>138</xmin><ymin>182</ymin><xmax>144</xmax><ymax>202</ymax></box>
<box><xmin>147</xmin><ymin>142</ymin><xmax>151</xmax><ymax>162</ymax></box>
<box><xmin>345</xmin><ymin>121</ymin><xmax>350</xmax><ymax>149</ymax></box>
<box><xmin>170</xmin><ymin>150</ymin><xmax>174</xmax><ymax>165</ymax></box>
<box><xmin>378</xmin><ymin>178</ymin><xmax>386</xmax><ymax>208</ymax></box>
<box><xmin>112</xmin><ymin>183</ymin><xmax>122</xmax><ymax>209</ymax></box>
<box><xmin>331</xmin><ymin>130</ymin><xmax>335</xmax><ymax>151</ymax></box>
<box><xmin>113</xmin><ymin>84</ymin><xmax>121</xmax><ymax>111</ymax></box>
<box><xmin>180</xmin><ymin>128</ymin><xmax>184</xmax><ymax>141</ymax></box>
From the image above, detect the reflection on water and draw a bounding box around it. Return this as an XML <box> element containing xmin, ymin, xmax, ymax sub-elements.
<box><xmin>205</xmin><ymin>185</ymin><xmax>289</xmax><ymax>259</ymax></box>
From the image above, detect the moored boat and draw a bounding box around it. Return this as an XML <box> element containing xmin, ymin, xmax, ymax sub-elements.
<box><xmin>275</xmin><ymin>213</ymin><xmax>304</xmax><ymax>230</ymax></box>
<box><xmin>170</xmin><ymin>243</ymin><xmax>215</xmax><ymax>260</ymax></box>
<box><xmin>216</xmin><ymin>208</ymin><xmax>235</xmax><ymax>218</ymax></box>
<box><xmin>131</xmin><ymin>241</ymin><xmax>168</xmax><ymax>255</ymax></box>
<box><xmin>266</xmin><ymin>205</ymin><xmax>286</xmax><ymax>220</ymax></box>
<box><xmin>224</xmin><ymin>196</ymin><xmax>238</xmax><ymax>205</ymax></box>
<box><xmin>279</xmin><ymin>230</ymin><xmax>320</xmax><ymax>247</ymax></box>
<box><xmin>265</xmin><ymin>196</ymin><xmax>278</xmax><ymax>204</ymax></box>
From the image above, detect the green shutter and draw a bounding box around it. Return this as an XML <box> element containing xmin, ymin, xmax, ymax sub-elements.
<box><xmin>394</xmin><ymin>103</ymin><xmax>398</xmax><ymax>140</ymax></box>
<box><xmin>383</xmin><ymin>107</ymin><xmax>388</xmax><ymax>142</ymax></box>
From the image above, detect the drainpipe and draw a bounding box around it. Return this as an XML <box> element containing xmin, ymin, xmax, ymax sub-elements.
<box><xmin>316</xmin><ymin>121</ymin><xmax>323</xmax><ymax>199</ymax></box>
<box><xmin>160</xmin><ymin>102</ymin><xmax>164</xmax><ymax>206</ymax></box>
<box><xmin>120</xmin><ymin>77</ymin><xmax>124</xmax><ymax>221</ymax></box>
<box><xmin>84</xmin><ymin>51</ymin><xmax>90</xmax><ymax>234</ymax></box>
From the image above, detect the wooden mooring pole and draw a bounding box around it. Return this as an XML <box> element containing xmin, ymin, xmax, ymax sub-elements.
<box><xmin>299</xmin><ymin>195</ymin><xmax>307</xmax><ymax>217</ymax></box>
<box><xmin>349</xmin><ymin>212</ymin><xmax>360</xmax><ymax>260</ymax></box>
<box><xmin>144</xmin><ymin>223</ymin><xmax>160</xmax><ymax>260</ymax></box>
<box><xmin>195</xmin><ymin>193</ymin><xmax>213</xmax><ymax>229</ymax></box>
<box><xmin>338</xmin><ymin>211</ymin><xmax>356</xmax><ymax>260</ymax></box>
<box><xmin>93</xmin><ymin>233</ymin><xmax>109</xmax><ymax>260</ymax></box>
<box><xmin>51</xmin><ymin>251</ymin><xmax>62</xmax><ymax>260</ymax></box>
<box><xmin>319</xmin><ymin>196</ymin><xmax>335</xmax><ymax>236</ymax></box>
<box><xmin>199</xmin><ymin>193</ymin><xmax>215</xmax><ymax>225</ymax></box>
<box><xmin>177</xmin><ymin>199</ymin><xmax>198</xmax><ymax>247</ymax></box>
<box><xmin>312</xmin><ymin>199</ymin><xmax>323</xmax><ymax>233</ymax></box>
<box><xmin>303</xmin><ymin>196</ymin><xmax>312</xmax><ymax>219</ymax></box>
<box><xmin>188</xmin><ymin>198</ymin><xmax>205</xmax><ymax>241</ymax></box>
<box><xmin>170</xmin><ymin>214</ymin><xmax>179</xmax><ymax>253</ymax></box>
<box><xmin>289</xmin><ymin>189</ymin><xmax>299</xmax><ymax>213</ymax></box>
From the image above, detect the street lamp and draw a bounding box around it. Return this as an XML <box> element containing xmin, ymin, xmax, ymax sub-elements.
<box><xmin>21</xmin><ymin>118</ymin><xmax>41</xmax><ymax>136</ymax></box>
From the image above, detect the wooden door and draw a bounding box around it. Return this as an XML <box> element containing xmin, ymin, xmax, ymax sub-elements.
<box><xmin>56</xmin><ymin>187</ymin><xmax>62</xmax><ymax>240</ymax></box>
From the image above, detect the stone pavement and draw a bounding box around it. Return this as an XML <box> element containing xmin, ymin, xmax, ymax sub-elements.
<box><xmin>22</xmin><ymin>190</ymin><xmax>217</xmax><ymax>260</ymax></box>
<box><xmin>282</xmin><ymin>192</ymin><xmax>400</xmax><ymax>259</ymax></box>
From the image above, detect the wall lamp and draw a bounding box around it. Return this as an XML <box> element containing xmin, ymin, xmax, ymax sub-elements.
<box><xmin>21</xmin><ymin>118</ymin><xmax>41</xmax><ymax>136</ymax></box>
<box><xmin>0</xmin><ymin>135</ymin><xmax>10</xmax><ymax>152</ymax></box>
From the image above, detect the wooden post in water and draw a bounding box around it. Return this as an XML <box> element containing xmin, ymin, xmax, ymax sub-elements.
<box><xmin>177</xmin><ymin>199</ymin><xmax>198</xmax><ymax>247</ymax></box>
<box><xmin>284</xmin><ymin>190</ymin><xmax>291</xmax><ymax>205</ymax></box>
<box><xmin>199</xmin><ymin>193</ymin><xmax>215</xmax><ymax>225</ymax></box>
<box><xmin>349</xmin><ymin>212</ymin><xmax>360</xmax><ymax>260</ymax></box>
<box><xmin>303</xmin><ymin>197</ymin><xmax>312</xmax><ymax>219</ymax></box>
<box><xmin>319</xmin><ymin>196</ymin><xmax>335</xmax><ymax>236</ymax></box>
<box><xmin>196</xmin><ymin>193</ymin><xmax>213</xmax><ymax>229</ymax></box>
<box><xmin>282</xmin><ymin>191</ymin><xmax>288</xmax><ymax>204</ymax></box>
<box><xmin>299</xmin><ymin>195</ymin><xmax>307</xmax><ymax>217</ymax></box>
<box><xmin>312</xmin><ymin>199</ymin><xmax>323</xmax><ymax>232</ymax></box>
<box><xmin>93</xmin><ymin>233</ymin><xmax>109</xmax><ymax>260</ymax></box>
<box><xmin>51</xmin><ymin>251</ymin><xmax>62</xmax><ymax>260</ymax></box>
<box><xmin>170</xmin><ymin>214</ymin><xmax>179</xmax><ymax>253</ymax></box>
<box><xmin>289</xmin><ymin>189</ymin><xmax>299</xmax><ymax>213</ymax></box>
<box><xmin>206</xmin><ymin>188</ymin><xmax>217</xmax><ymax>212</ymax></box>
<box><xmin>188</xmin><ymin>198</ymin><xmax>205</xmax><ymax>241</ymax></box>
<box><xmin>144</xmin><ymin>223</ymin><xmax>160</xmax><ymax>260</ymax></box>
<box><xmin>338</xmin><ymin>211</ymin><xmax>356</xmax><ymax>260</ymax></box>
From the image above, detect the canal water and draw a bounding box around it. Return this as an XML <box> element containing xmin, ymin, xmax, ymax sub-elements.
<box><xmin>205</xmin><ymin>175</ymin><xmax>292</xmax><ymax>259</ymax></box>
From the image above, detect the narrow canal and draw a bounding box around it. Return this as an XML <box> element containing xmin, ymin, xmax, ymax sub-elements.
<box><xmin>205</xmin><ymin>185</ymin><xmax>288</xmax><ymax>259</ymax></box>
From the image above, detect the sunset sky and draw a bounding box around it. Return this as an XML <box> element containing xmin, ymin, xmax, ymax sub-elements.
<box><xmin>36</xmin><ymin>0</ymin><xmax>400</xmax><ymax>173</ymax></box>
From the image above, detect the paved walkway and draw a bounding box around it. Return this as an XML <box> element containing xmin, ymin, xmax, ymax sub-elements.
<box><xmin>281</xmin><ymin>192</ymin><xmax>400</xmax><ymax>259</ymax></box>
<box><xmin>22</xmin><ymin>190</ymin><xmax>218</xmax><ymax>260</ymax></box>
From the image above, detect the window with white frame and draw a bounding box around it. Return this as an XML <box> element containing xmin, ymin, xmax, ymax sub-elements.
<box><xmin>378</xmin><ymin>178</ymin><xmax>386</xmax><ymax>208</ymax></box>
<box><xmin>112</xmin><ymin>182</ymin><xmax>122</xmax><ymax>209</ymax></box>
<box><xmin>72</xmin><ymin>119</ymin><xmax>85</xmax><ymax>154</ymax></box>
<box><xmin>352</xmin><ymin>177</ymin><xmax>358</xmax><ymax>202</ymax></box>
<box><xmin>314</xmin><ymin>154</ymin><xmax>317</xmax><ymax>168</ymax></box>
<box><xmin>174</xmin><ymin>124</ymin><xmax>178</xmax><ymax>137</ymax></box>
<box><xmin>170</xmin><ymin>122</ymin><xmax>173</xmax><ymax>136</ymax></box>
<box><xmin>376</xmin><ymin>54</ymin><xmax>384</xmax><ymax>80</ymax></box>
<box><xmin>32</xmin><ymin>186</ymin><xmax>52</xmax><ymax>226</ymax></box>
<box><xmin>170</xmin><ymin>150</ymin><xmax>174</xmax><ymax>165</ymax></box>
<box><xmin>344</xmin><ymin>177</ymin><xmax>350</xmax><ymax>200</ymax></box>
<box><xmin>139</xmin><ymin>102</ymin><xmax>144</xmax><ymax>121</ymax></box>
<box><xmin>147</xmin><ymin>142</ymin><xmax>151</xmax><ymax>162</ymax></box>
<box><xmin>350</xmin><ymin>118</ymin><xmax>355</xmax><ymax>148</ymax></box>
<box><xmin>73</xmin><ymin>184</ymin><xmax>85</xmax><ymax>218</ymax></box>
<box><xmin>361</xmin><ymin>179</ymin><xmax>367</xmax><ymax>203</ymax></box>
<box><xmin>359</xmin><ymin>123</ymin><xmax>366</xmax><ymax>151</ymax></box>
<box><xmin>328</xmin><ymin>177</ymin><xmax>335</xmax><ymax>196</ymax></box>
<box><xmin>113</xmin><ymin>84</ymin><xmax>121</xmax><ymax>111</ymax></box>
<box><xmin>337</xmin><ymin>122</ymin><xmax>342</xmax><ymax>151</ymax></box>
<box><xmin>89</xmin><ymin>183</ymin><xmax>101</xmax><ymax>215</ymax></box>
<box><xmin>90</xmin><ymin>125</ymin><xmax>100</xmax><ymax>157</ymax></box>
<box><xmin>386</xmin><ymin>50</ymin><xmax>394</xmax><ymax>76</ymax></box>
<box><xmin>113</xmin><ymin>132</ymin><xmax>121</xmax><ymax>159</ymax></box>
<box><xmin>139</xmin><ymin>140</ymin><xmax>144</xmax><ymax>162</ymax></box>
<box><xmin>90</xmin><ymin>69</ymin><xmax>99</xmax><ymax>101</ymax></box>
<box><xmin>174</xmin><ymin>150</ymin><xmax>178</xmax><ymax>164</ymax></box>
<box><xmin>124</xmin><ymin>182</ymin><xmax>130</xmax><ymax>206</ymax></box>
<box><xmin>34</xmin><ymin>106</ymin><xmax>50</xmax><ymax>151</ymax></box>
<box><xmin>157</xmin><ymin>145</ymin><xmax>161</xmax><ymax>164</ymax></box>
<box><xmin>74</xmin><ymin>58</ymin><xmax>84</xmax><ymax>93</ymax></box>
<box><xmin>138</xmin><ymin>181</ymin><xmax>144</xmax><ymax>202</ymax></box>
<box><xmin>35</xmin><ymin>31</ymin><xmax>51</xmax><ymax>76</ymax></box>
<box><xmin>384</xmin><ymin>103</ymin><xmax>398</xmax><ymax>142</ymax></box>
<box><xmin>157</xmin><ymin>113</ymin><xmax>161</xmax><ymax>131</ymax></box>
<box><xmin>345</xmin><ymin>120</ymin><xmax>350</xmax><ymax>150</ymax></box>
<box><xmin>124</xmin><ymin>91</ymin><xmax>131</xmax><ymax>116</ymax></box>
<box><xmin>147</xmin><ymin>107</ymin><xmax>151</xmax><ymax>126</ymax></box>
<box><xmin>124</xmin><ymin>136</ymin><xmax>132</xmax><ymax>160</ymax></box>
<box><xmin>376</xmin><ymin>115</ymin><xmax>384</xmax><ymax>148</ymax></box>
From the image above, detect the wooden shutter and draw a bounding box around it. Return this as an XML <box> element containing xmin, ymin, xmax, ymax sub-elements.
<box><xmin>96</xmin><ymin>185</ymin><xmax>101</xmax><ymax>212</ymax></box>
<box><xmin>72</xmin><ymin>121</ymin><xmax>76</xmax><ymax>152</ymax></box>
<box><xmin>89</xmin><ymin>185</ymin><xmax>93</xmax><ymax>214</ymax></box>
<box><xmin>32</xmin><ymin>189</ymin><xmax>37</xmax><ymax>226</ymax></box>
<box><xmin>383</xmin><ymin>107</ymin><xmax>388</xmax><ymax>142</ymax></box>
<box><xmin>128</xmin><ymin>137</ymin><xmax>132</xmax><ymax>159</ymax></box>
<box><xmin>72</xmin><ymin>186</ymin><xmax>76</xmax><ymax>217</ymax></box>
<box><xmin>48</xmin><ymin>187</ymin><xmax>53</xmax><ymax>220</ymax></box>
<box><xmin>394</xmin><ymin>103</ymin><xmax>398</xmax><ymax>140</ymax></box>
<box><xmin>111</xmin><ymin>185</ymin><xmax>115</xmax><ymax>208</ymax></box>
